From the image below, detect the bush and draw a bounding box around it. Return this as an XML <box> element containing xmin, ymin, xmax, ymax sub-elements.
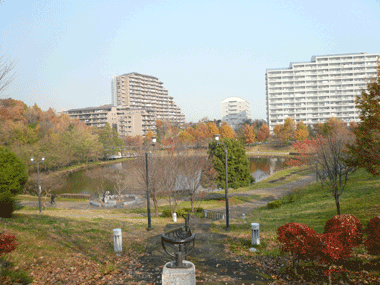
<box><xmin>364</xmin><ymin>216</ymin><xmax>380</xmax><ymax>255</ymax></box>
<box><xmin>161</xmin><ymin>209</ymin><xmax>171</xmax><ymax>217</ymax></box>
<box><xmin>268</xmin><ymin>200</ymin><xmax>282</xmax><ymax>209</ymax></box>
<box><xmin>319</xmin><ymin>232</ymin><xmax>350</xmax><ymax>263</ymax></box>
<box><xmin>277</xmin><ymin>223</ymin><xmax>320</xmax><ymax>260</ymax></box>
<box><xmin>324</xmin><ymin>214</ymin><xmax>363</xmax><ymax>250</ymax></box>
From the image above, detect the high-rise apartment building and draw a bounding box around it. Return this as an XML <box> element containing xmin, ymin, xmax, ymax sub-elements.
<box><xmin>112</xmin><ymin>72</ymin><xmax>185</xmax><ymax>126</ymax></box>
<box><xmin>266</xmin><ymin>52</ymin><xmax>380</xmax><ymax>132</ymax></box>
<box><xmin>221</xmin><ymin>96</ymin><xmax>252</xmax><ymax>128</ymax></box>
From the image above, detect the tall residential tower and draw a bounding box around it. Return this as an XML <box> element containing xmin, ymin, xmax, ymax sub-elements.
<box><xmin>266</xmin><ymin>52</ymin><xmax>380</xmax><ymax>131</ymax></box>
<box><xmin>112</xmin><ymin>72</ymin><xmax>185</xmax><ymax>126</ymax></box>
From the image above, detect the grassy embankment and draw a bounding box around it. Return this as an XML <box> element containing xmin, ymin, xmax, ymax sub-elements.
<box><xmin>211</xmin><ymin>168</ymin><xmax>380</xmax><ymax>283</ymax></box>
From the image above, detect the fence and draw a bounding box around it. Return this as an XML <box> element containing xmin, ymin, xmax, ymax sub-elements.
<box><xmin>203</xmin><ymin>209</ymin><xmax>225</xmax><ymax>220</ymax></box>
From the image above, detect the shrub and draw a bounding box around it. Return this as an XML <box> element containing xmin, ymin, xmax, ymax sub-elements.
<box><xmin>324</xmin><ymin>214</ymin><xmax>363</xmax><ymax>250</ymax></box>
<box><xmin>319</xmin><ymin>232</ymin><xmax>351</xmax><ymax>263</ymax></box>
<box><xmin>277</xmin><ymin>223</ymin><xmax>320</xmax><ymax>260</ymax></box>
<box><xmin>0</xmin><ymin>233</ymin><xmax>18</xmax><ymax>256</ymax></box>
<box><xmin>161</xmin><ymin>209</ymin><xmax>171</xmax><ymax>217</ymax></box>
<box><xmin>268</xmin><ymin>200</ymin><xmax>282</xmax><ymax>209</ymax></box>
<box><xmin>364</xmin><ymin>216</ymin><xmax>380</xmax><ymax>255</ymax></box>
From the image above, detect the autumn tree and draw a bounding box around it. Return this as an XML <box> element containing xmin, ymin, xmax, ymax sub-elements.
<box><xmin>207</xmin><ymin>122</ymin><xmax>219</xmax><ymax>137</ymax></box>
<box><xmin>294</xmin><ymin>121</ymin><xmax>309</xmax><ymax>141</ymax></box>
<box><xmin>347</xmin><ymin>64</ymin><xmax>380</xmax><ymax>175</ymax></box>
<box><xmin>220</xmin><ymin>123</ymin><xmax>234</xmax><ymax>139</ymax></box>
<box><xmin>243</xmin><ymin>124</ymin><xmax>255</xmax><ymax>144</ymax></box>
<box><xmin>257</xmin><ymin>124</ymin><xmax>270</xmax><ymax>141</ymax></box>
<box><xmin>178</xmin><ymin>130</ymin><xmax>194</xmax><ymax>145</ymax></box>
<box><xmin>283</xmin><ymin>118</ymin><xmax>295</xmax><ymax>141</ymax></box>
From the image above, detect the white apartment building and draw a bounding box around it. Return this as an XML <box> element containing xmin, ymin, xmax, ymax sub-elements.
<box><xmin>112</xmin><ymin>72</ymin><xmax>185</xmax><ymax>126</ymax></box>
<box><xmin>266</xmin><ymin>52</ymin><xmax>380</xmax><ymax>132</ymax></box>
<box><xmin>221</xmin><ymin>96</ymin><xmax>252</xmax><ymax>128</ymax></box>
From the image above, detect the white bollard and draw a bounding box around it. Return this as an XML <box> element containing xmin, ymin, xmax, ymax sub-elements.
<box><xmin>251</xmin><ymin>223</ymin><xmax>260</xmax><ymax>245</ymax></box>
<box><xmin>113</xmin><ymin>228</ymin><xmax>122</xmax><ymax>253</ymax></box>
<box><xmin>173</xmin><ymin>213</ymin><xmax>177</xmax><ymax>223</ymax></box>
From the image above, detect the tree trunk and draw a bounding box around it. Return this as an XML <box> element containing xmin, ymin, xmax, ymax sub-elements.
<box><xmin>335</xmin><ymin>194</ymin><xmax>341</xmax><ymax>215</ymax></box>
<box><xmin>152</xmin><ymin>194</ymin><xmax>159</xmax><ymax>216</ymax></box>
<box><xmin>191</xmin><ymin>194</ymin><xmax>195</xmax><ymax>213</ymax></box>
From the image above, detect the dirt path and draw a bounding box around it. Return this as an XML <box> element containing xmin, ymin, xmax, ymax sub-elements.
<box><xmin>212</xmin><ymin>173</ymin><xmax>316</xmax><ymax>218</ymax></box>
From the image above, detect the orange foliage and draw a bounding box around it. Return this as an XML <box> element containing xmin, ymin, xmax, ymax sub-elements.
<box><xmin>243</xmin><ymin>124</ymin><xmax>255</xmax><ymax>144</ymax></box>
<box><xmin>220</xmin><ymin>123</ymin><xmax>234</xmax><ymax>138</ymax></box>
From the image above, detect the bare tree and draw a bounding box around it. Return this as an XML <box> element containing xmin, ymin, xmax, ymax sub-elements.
<box><xmin>134</xmin><ymin>152</ymin><xmax>164</xmax><ymax>216</ymax></box>
<box><xmin>160</xmin><ymin>154</ymin><xmax>182</xmax><ymax>216</ymax></box>
<box><xmin>313</xmin><ymin>128</ymin><xmax>355</xmax><ymax>215</ymax></box>
<box><xmin>0</xmin><ymin>51</ymin><xmax>16</xmax><ymax>95</ymax></box>
<box><xmin>177</xmin><ymin>150</ymin><xmax>209</xmax><ymax>212</ymax></box>
<box><xmin>111</xmin><ymin>168</ymin><xmax>128</xmax><ymax>202</ymax></box>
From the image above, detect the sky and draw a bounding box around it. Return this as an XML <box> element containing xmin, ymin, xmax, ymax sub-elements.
<box><xmin>1</xmin><ymin>0</ymin><xmax>380</xmax><ymax>123</ymax></box>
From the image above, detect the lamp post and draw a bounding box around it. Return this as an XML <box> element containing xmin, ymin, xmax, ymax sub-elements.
<box><xmin>213</xmin><ymin>134</ymin><xmax>230</xmax><ymax>230</ymax></box>
<box><xmin>145</xmin><ymin>136</ymin><xmax>157</xmax><ymax>231</ymax></box>
<box><xmin>30</xmin><ymin>157</ymin><xmax>45</xmax><ymax>213</ymax></box>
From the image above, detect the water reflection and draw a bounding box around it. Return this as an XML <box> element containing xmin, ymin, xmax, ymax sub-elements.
<box><xmin>55</xmin><ymin>157</ymin><xmax>290</xmax><ymax>196</ymax></box>
<box><xmin>249</xmin><ymin>157</ymin><xmax>290</xmax><ymax>183</ymax></box>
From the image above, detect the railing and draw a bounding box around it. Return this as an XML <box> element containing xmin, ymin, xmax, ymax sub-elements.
<box><xmin>203</xmin><ymin>209</ymin><xmax>225</xmax><ymax>220</ymax></box>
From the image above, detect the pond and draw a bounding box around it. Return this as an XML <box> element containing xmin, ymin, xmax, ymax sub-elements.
<box><xmin>53</xmin><ymin>156</ymin><xmax>291</xmax><ymax>196</ymax></box>
<box><xmin>248</xmin><ymin>156</ymin><xmax>290</xmax><ymax>183</ymax></box>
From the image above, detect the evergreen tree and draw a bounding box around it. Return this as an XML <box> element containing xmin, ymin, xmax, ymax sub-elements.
<box><xmin>208</xmin><ymin>138</ymin><xmax>253</xmax><ymax>189</ymax></box>
<box><xmin>0</xmin><ymin>147</ymin><xmax>28</xmax><ymax>218</ymax></box>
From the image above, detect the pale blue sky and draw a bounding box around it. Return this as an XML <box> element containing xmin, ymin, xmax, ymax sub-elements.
<box><xmin>1</xmin><ymin>0</ymin><xmax>380</xmax><ymax>122</ymax></box>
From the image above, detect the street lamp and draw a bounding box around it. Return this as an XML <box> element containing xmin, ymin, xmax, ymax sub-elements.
<box><xmin>145</xmin><ymin>136</ymin><xmax>157</xmax><ymax>231</ymax></box>
<box><xmin>30</xmin><ymin>157</ymin><xmax>45</xmax><ymax>213</ymax></box>
<box><xmin>213</xmin><ymin>134</ymin><xmax>230</xmax><ymax>230</ymax></box>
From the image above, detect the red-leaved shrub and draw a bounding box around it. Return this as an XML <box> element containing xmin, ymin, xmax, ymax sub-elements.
<box><xmin>319</xmin><ymin>232</ymin><xmax>350</xmax><ymax>263</ymax></box>
<box><xmin>364</xmin><ymin>216</ymin><xmax>380</xmax><ymax>255</ymax></box>
<box><xmin>323</xmin><ymin>214</ymin><xmax>363</xmax><ymax>250</ymax></box>
<box><xmin>0</xmin><ymin>232</ymin><xmax>18</xmax><ymax>256</ymax></box>
<box><xmin>277</xmin><ymin>223</ymin><xmax>321</xmax><ymax>260</ymax></box>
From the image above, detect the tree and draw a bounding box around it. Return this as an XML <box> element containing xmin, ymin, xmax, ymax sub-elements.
<box><xmin>220</xmin><ymin>123</ymin><xmax>234</xmax><ymax>139</ymax></box>
<box><xmin>0</xmin><ymin>147</ymin><xmax>28</xmax><ymax>218</ymax></box>
<box><xmin>177</xmin><ymin>150</ymin><xmax>209</xmax><ymax>212</ymax></box>
<box><xmin>134</xmin><ymin>152</ymin><xmax>164</xmax><ymax>216</ymax></box>
<box><xmin>257</xmin><ymin>124</ymin><xmax>270</xmax><ymax>141</ymax></box>
<box><xmin>98</xmin><ymin>123</ymin><xmax>123</xmax><ymax>159</ymax></box>
<box><xmin>347</xmin><ymin>64</ymin><xmax>380</xmax><ymax>175</ymax></box>
<box><xmin>294</xmin><ymin>121</ymin><xmax>309</xmax><ymax>141</ymax></box>
<box><xmin>208</xmin><ymin>138</ymin><xmax>253</xmax><ymax>189</ymax></box>
<box><xmin>243</xmin><ymin>124</ymin><xmax>255</xmax><ymax>144</ymax></box>
<box><xmin>0</xmin><ymin>51</ymin><xmax>16</xmax><ymax>95</ymax></box>
<box><xmin>273</xmin><ymin>124</ymin><xmax>283</xmax><ymax>140</ymax></box>
<box><xmin>283</xmin><ymin>118</ymin><xmax>295</xmax><ymax>141</ymax></box>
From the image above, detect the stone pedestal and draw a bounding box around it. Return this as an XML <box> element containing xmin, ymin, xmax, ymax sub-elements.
<box><xmin>162</xmin><ymin>261</ymin><xmax>196</xmax><ymax>285</ymax></box>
